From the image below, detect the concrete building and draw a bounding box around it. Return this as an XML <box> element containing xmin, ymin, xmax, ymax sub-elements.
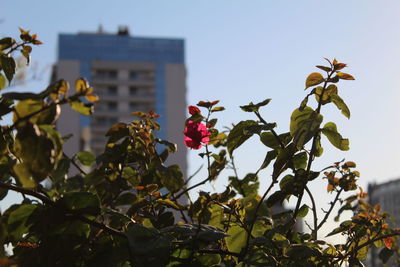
<box><xmin>52</xmin><ymin>27</ymin><xmax>187</xmax><ymax>176</ymax></box>
<box><xmin>367</xmin><ymin>179</ymin><xmax>400</xmax><ymax>266</ymax></box>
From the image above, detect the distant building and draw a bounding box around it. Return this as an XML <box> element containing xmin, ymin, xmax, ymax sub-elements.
<box><xmin>367</xmin><ymin>179</ymin><xmax>400</xmax><ymax>266</ymax></box>
<box><xmin>52</xmin><ymin>26</ymin><xmax>187</xmax><ymax>176</ymax></box>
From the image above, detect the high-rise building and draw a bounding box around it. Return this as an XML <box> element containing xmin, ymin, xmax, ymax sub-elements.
<box><xmin>52</xmin><ymin>27</ymin><xmax>187</xmax><ymax>176</ymax></box>
<box><xmin>366</xmin><ymin>179</ymin><xmax>400</xmax><ymax>266</ymax></box>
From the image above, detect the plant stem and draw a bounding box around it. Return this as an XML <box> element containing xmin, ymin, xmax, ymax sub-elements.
<box><xmin>305</xmin><ymin>186</ymin><xmax>318</xmax><ymax>239</ymax></box>
<box><xmin>291</xmin><ymin>69</ymin><xmax>335</xmax><ymax>231</ymax></box>
<box><xmin>317</xmin><ymin>189</ymin><xmax>342</xmax><ymax>230</ymax></box>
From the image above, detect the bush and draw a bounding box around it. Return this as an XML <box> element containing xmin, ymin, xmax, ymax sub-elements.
<box><xmin>0</xmin><ymin>29</ymin><xmax>398</xmax><ymax>267</ymax></box>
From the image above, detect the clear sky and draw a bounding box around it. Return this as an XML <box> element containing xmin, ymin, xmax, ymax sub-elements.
<box><xmin>2</xmin><ymin>0</ymin><xmax>400</xmax><ymax>239</ymax></box>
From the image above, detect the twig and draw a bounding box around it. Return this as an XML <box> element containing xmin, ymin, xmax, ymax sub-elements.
<box><xmin>305</xmin><ymin>186</ymin><xmax>318</xmax><ymax>239</ymax></box>
<box><xmin>317</xmin><ymin>189</ymin><xmax>343</xmax><ymax>230</ymax></box>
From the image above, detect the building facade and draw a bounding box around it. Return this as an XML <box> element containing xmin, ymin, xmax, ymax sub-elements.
<box><xmin>53</xmin><ymin>27</ymin><xmax>187</xmax><ymax>176</ymax></box>
<box><xmin>367</xmin><ymin>179</ymin><xmax>400</xmax><ymax>266</ymax></box>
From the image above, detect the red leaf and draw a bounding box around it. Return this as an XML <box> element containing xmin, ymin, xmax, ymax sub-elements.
<box><xmin>383</xmin><ymin>237</ymin><xmax>393</xmax><ymax>249</ymax></box>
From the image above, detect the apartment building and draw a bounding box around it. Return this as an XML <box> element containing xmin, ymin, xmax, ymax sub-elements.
<box><xmin>367</xmin><ymin>179</ymin><xmax>400</xmax><ymax>266</ymax></box>
<box><xmin>52</xmin><ymin>27</ymin><xmax>187</xmax><ymax>176</ymax></box>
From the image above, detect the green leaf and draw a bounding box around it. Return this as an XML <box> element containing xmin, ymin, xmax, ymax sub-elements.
<box><xmin>160</xmin><ymin>165</ymin><xmax>184</xmax><ymax>193</ymax></box>
<box><xmin>0</xmin><ymin>55</ymin><xmax>16</xmax><ymax>82</ymax></box>
<box><xmin>59</xmin><ymin>192</ymin><xmax>100</xmax><ymax>216</ymax></box>
<box><xmin>51</xmin><ymin>158</ymin><xmax>70</xmax><ymax>184</ymax></box>
<box><xmin>227</xmin><ymin>120</ymin><xmax>258</xmax><ymax>155</ymax></box>
<box><xmin>266</xmin><ymin>190</ymin><xmax>287</xmax><ymax>207</ymax></box>
<box><xmin>290</xmin><ymin>107</ymin><xmax>323</xmax><ymax>149</ymax></box>
<box><xmin>297</xmin><ymin>204</ymin><xmax>309</xmax><ymax>218</ymax></box>
<box><xmin>260</xmin><ymin>132</ymin><xmax>280</xmax><ymax>149</ymax></box>
<box><xmin>321</xmin><ymin>122</ymin><xmax>349</xmax><ymax>151</ymax></box>
<box><xmin>7</xmin><ymin>204</ymin><xmax>37</xmax><ymax>240</ymax></box>
<box><xmin>76</xmin><ymin>151</ymin><xmax>96</xmax><ymax>166</ymax></box>
<box><xmin>226</xmin><ymin>225</ymin><xmax>247</xmax><ymax>253</ymax></box>
<box><xmin>156</xmin><ymin>199</ymin><xmax>181</xmax><ymax>210</ymax></box>
<box><xmin>305</xmin><ymin>72</ymin><xmax>324</xmax><ymax>89</ymax></box>
<box><xmin>292</xmin><ymin>152</ymin><xmax>308</xmax><ymax>169</ymax></box>
<box><xmin>326</xmin><ymin>220</ymin><xmax>352</xmax><ymax>237</ymax></box>
<box><xmin>315</xmin><ymin>133</ymin><xmax>324</xmax><ymax>157</ymax></box>
<box><xmin>106</xmin><ymin>123</ymin><xmax>129</xmax><ymax>143</ymax></box>
<box><xmin>279</xmin><ymin>175</ymin><xmax>294</xmax><ymax>192</ymax></box>
<box><xmin>240</xmin><ymin>98</ymin><xmax>271</xmax><ymax>112</ymax></box>
<box><xmin>13</xmin><ymin>162</ymin><xmax>36</xmax><ymax>188</ymax></box>
<box><xmin>0</xmin><ymin>37</ymin><xmax>15</xmax><ymax>50</ymax></box>
<box><xmin>126</xmin><ymin>224</ymin><xmax>170</xmax><ymax>266</ymax></box>
<box><xmin>229</xmin><ymin>173</ymin><xmax>259</xmax><ymax>197</ymax></box>
<box><xmin>196</xmin><ymin>253</ymin><xmax>221</xmax><ymax>266</ymax></box>
<box><xmin>0</xmin><ymin>74</ymin><xmax>6</xmax><ymax>90</ymax></box>
<box><xmin>331</xmin><ymin>94</ymin><xmax>350</xmax><ymax>119</ymax></box>
<box><xmin>14</xmin><ymin>124</ymin><xmax>56</xmax><ymax>182</ymax></box>
<box><xmin>379</xmin><ymin>247</ymin><xmax>394</xmax><ymax>264</ymax></box>
<box><xmin>13</xmin><ymin>99</ymin><xmax>44</xmax><ymax>125</ymax></box>
<box><xmin>70</xmin><ymin>101</ymin><xmax>93</xmax><ymax>115</ymax></box>
<box><xmin>258</xmin><ymin>150</ymin><xmax>278</xmax><ymax>171</ymax></box>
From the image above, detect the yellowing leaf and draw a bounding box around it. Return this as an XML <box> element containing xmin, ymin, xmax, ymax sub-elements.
<box><xmin>315</xmin><ymin>84</ymin><xmax>338</xmax><ymax>104</ymax></box>
<box><xmin>337</xmin><ymin>72</ymin><xmax>355</xmax><ymax>80</ymax></box>
<box><xmin>58</xmin><ymin>79</ymin><xmax>69</xmax><ymax>95</ymax></box>
<box><xmin>305</xmin><ymin>72</ymin><xmax>324</xmax><ymax>89</ymax></box>
<box><xmin>331</xmin><ymin>94</ymin><xmax>351</xmax><ymax>119</ymax></box>
<box><xmin>85</xmin><ymin>94</ymin><xmax>99</xmax><ymax>103</ymax></box>
<box><xmin>321</xmin><ymin>122</ymin><xmax>349</xmax><ymax>151</ymax></box>
<box><xmin>0</xmin><ymin>74</ymin><xmax>6</xmax><ymax>90</ymax></box>
<box><xmin>75</xmin><ymin>78</ymin><xmax>89</xmax><ymax>94</ymax></box>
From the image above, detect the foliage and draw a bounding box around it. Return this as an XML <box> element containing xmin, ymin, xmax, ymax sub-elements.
<box><xmin>0</xmin><ymin>30</ymin><xmax>399</xmax><ymax>267</ymax></box>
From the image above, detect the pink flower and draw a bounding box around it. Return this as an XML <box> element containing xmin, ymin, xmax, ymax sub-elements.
<box><xmin>188</xmin><ymin>105</ymin><xmax>201</xmax><ymax>115</ymax></box>
<box><xmin>184</xmin><ymin>120</ymin><xmax>211</xmax><ymax>149</ymax></box>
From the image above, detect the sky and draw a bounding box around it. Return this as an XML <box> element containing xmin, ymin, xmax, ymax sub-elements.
<box><xmin>2</xmin><ymin>0</ymin><xmax>400</xmax><ymax>239</ymax></box>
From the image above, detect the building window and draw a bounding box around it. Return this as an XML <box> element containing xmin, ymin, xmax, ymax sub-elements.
<box><xmin>107</xmin><ymin>85</ymin><xmax>118</xmax><ymax>95</ymax></box>
<box><xmin>94</xmin><ymin>69</ymin><xmax>118</xmax><ymax>80</ymax></box>
<box><xmin>109</xmin><ymin>117</ymin><xmax>118</xmax><ymax>124</ymax></box>
<box><xmin>129</xmin><ymin>70</ymin><xmax>154</xmax><ymax>81</ymax></box>
<box><xmin>129</xmin><ymin>87</ymin><xmax>138</xmax><ymax>95</ymax></box>
<box><xmin>129</xmin><ymin>86</ymin><xmax>154</xmax><ymax>96</ymax></box>
<box><xmin>106</xmin><ymin>101</ymin><xmax>118</xmax><ymax>111</ymax></box>
<box><xmin>94</xmin><ymin>116</ymin><xmax>107</xmax><ymax>126</ymax></box>
<box><xmin>130</xmin><ymin>102</ymin><xmax>153</xmax><ymax>112</ymax></box>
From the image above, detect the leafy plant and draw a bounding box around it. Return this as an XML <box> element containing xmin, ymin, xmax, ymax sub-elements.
<box><xmin>0</xmin><ymin>30</ymin><xmax>398</xmax><ymax>267</ymax></box>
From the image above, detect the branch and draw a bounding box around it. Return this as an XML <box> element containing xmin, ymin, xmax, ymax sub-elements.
<box><xmin>305</xmin><ymin>186</ymin><xmax>318</xmax><ymax>239</ymax></box>
<box><xmin>291</xmin><ymin>69</ymin><xmax>335</xmax><ymax>222</ymax></box>
<box><xmin>0</xmin><ymin>181</ymin><xmax>126</xmax><ymax>238</ymax></box>
<box><xmin>336</xmin><ymin>231</ymin><xmax>400</xmax><ymax>263</ymax></box>
<box><xmin>317</xmin><ymin>189</ymin><xmax>343</xmax><ymax>230</ymax></box>
<box><xmin>254</xmin><ymin>111</ymin><xmax>284</xmax><ymax>148</ymax></box>
<box><xmin>199</xmin><ymin>249</ymin><xmax>241</xmax><ymax>257</ymax></box>
<box><xmin>63</xmin><ymin>152</ymin><xmax>87</xmax><ymax>176</ymax></box>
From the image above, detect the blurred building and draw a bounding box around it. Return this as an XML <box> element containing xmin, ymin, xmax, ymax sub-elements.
<box><xmin>52</xmin><ymin>26</ymin><xmax>187</xmax><ymax>176</ymax></box>
<box><xmin>367</xmin><ymin>179</ymin><xmax>400</xmax><ymax>266</ymax></box>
